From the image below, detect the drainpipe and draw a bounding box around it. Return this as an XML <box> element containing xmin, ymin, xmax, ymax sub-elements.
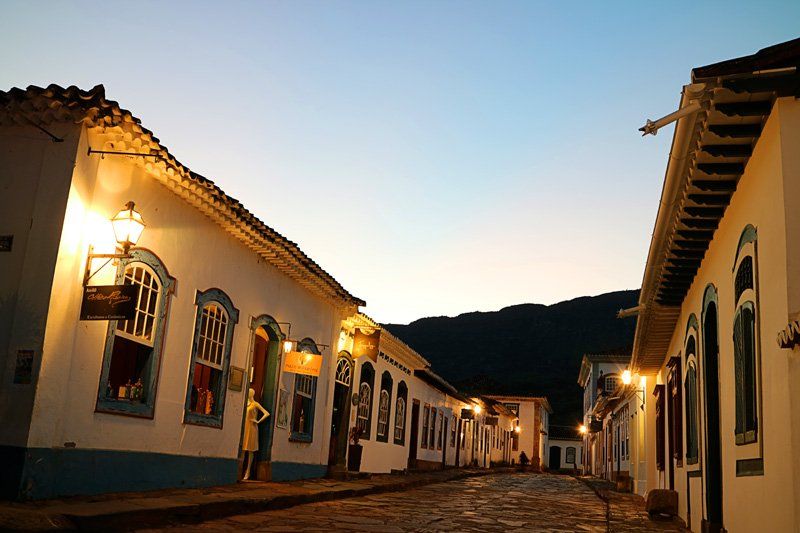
<box><xmin>633</xmin><ymin>82</ymin><xmax>708</xmax><ymax>368</ymax></box>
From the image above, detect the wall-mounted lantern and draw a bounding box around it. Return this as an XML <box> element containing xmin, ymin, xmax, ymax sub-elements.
<box><xmin>83</xmin><ymin>201</ymin><xmax>146</xmax><ymax>286</ymax></box>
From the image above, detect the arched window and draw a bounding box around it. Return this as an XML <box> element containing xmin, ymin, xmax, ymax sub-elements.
<box><xmin>290</xmin><ymin>338</ymin><xmax>320</xmax><ymax>441</ymax></box>
<box><xmin>97</xmin><ymin>249</ymin><xmax>175</xmax><ymax>418</ymax></box>
<box><xmin>566</xmin><ymin>447</ymin><xmax>576</xmax><ymax>464</ymax></box>
<box><xmin>376</xmin><ymin>371</ymin><xmax>393</xmax><ymax>442</ymax></box>
<box><xmin>335</xmin><ymin>358</ymin><xmax>352</xmax><ymax>386</ymax></box>
<box><xmin>685</xmin><ymin>357</ymin><xmax>699</xmax><ymax>464</ymax></box>
<box><xmin>394</xmin><ymin>381</ymin><xmax>408</xmax><ymax>445</ymax></box>
<box><xmin>377</xmin><ymin>390</ymin><xmax>390</xmax><ymax>439</ymax></box>
<box><xmin>356</xmin><ymin>362</ymin><xmax>375</xmax><ymax>439</ymax></box>
<box><xmin>733</xmin><ymin>225</ymin><xmax>760</xmax><ymax>445</ymax></box>
<box><xmin>184</xmin><ymin>288</ymin><xmax>239</xmax><ymax>427</ymax></box>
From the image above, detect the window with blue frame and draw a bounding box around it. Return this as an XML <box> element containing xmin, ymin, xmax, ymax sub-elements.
<box><xmin>184</xmin><ymin>288</ymin><xmax>239</xmax><ymax>427</ymax></box>
<box><xmin>96</xmin><ymin>249</ymin><xmax>175</xmax><ymax>418</ymax></box>
<box><xmin>290</xmin><ymin>338</ymin><xmax>320</xmax><ymax>441</ymax></box>
<box><xmin>376</xmin><ymin>371</ymin><xmax>393</xmax><ymax>442</ymax></box>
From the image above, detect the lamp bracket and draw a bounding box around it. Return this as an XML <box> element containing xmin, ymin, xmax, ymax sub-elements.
<box><xmin>88</xmin><ymin>147</ymin><xmax>163</xmax><ymax>160</ymax></box>
<box><xmin>83</xmin><ymin>245</ymin><xmax>129</xmax><ymax>286</ymax></box>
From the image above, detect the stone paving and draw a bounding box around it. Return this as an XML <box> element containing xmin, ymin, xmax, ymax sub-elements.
<box><xmin>143</xmin><ymin>473</ymin><xmax>687</xmax><ymax>533</ymax></box>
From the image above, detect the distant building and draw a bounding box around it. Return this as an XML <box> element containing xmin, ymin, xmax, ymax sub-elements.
<box><xmin>626</xmin><ymin>38</ymin><xmax>800</xmax><ymax>531</ymax></box>
<box><xmin>484</xmin><ymin>395</ymin><xmax>551</xmax><ymax>468</ymax></box>
<box><xmin>547</xmin><ymin>426</ymin><xmax>583</xmax><ymax>472</ymax></box>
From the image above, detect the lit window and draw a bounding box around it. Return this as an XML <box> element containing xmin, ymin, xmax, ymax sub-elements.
<box><xmin>335</xmin><ymin>358</ymin><xmax>352</xmax><ymax>386</ymax></box>
<box><xmin>421</xmin><ymin>405</ymin><xmax>430</xmax><ymax>448</ymax></box>
<box><xmin>97</xmin><ymin>251</ymin><xmax>174</xmax><ymax>418</ymax></box>
<box><xmin>356</xmin><ymin>362</ymin><xmax>375</xmax><ymax>439</ymax></box>
<box><xmin>290</xmin><ymin>338</ymin><xmax>319</xmax><ymax>441</ymax></box>
<box><xmin>393</xmin><ymin>381</ymin><xmax>408</xmax><ymax>445</ymax></box>
<box><xmin>394</xmin><ymin>397</ymin><xmax>406</xmax><ymax>443</ymax></box>
<box><xmin>184</xmin><ymin>288</ymin><xmax>239</xmax><ymax>427</ymax></box>
<box><xmin>437</xmin><ymin>411</ymin><xmax>444</xmax><ymax>450</ymax></box>
<box><xmin>377</xmin><ymin>390</ymin><xmax>390</xmax><ymax>439</ymax></box>
<box><xmin>604</xmin><ymin>375</ymin><xmax>620</xmax><ymax>393</ymax></box>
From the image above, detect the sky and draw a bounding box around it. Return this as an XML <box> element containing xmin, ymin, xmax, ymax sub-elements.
<box><xmin>2</xmin><ymin>1</ymin><xmax>799</xmax><ymax>323</ymax></box>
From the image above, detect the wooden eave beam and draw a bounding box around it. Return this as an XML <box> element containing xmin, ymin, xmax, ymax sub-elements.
<box><xmin>692</xmin><ymin>180</ymin><xmax>737</xmax><ymax>192</ymax></box>
<box><xmin>695</xmin><ymin>163</ymin><xmax>745</xmax><ymax>175</ymax></box>
<box><xmin>714</xmin><ymin>101</ymin><xmax>772</xmax><ymax>117</ymax></box>
<box><xmin>687</xmin><ymin>193</ymin><xmax>731</xmax><ymax>206</ymax></box>
<box><xmin>708</xmin><ymin>124</ymin><xmax>761</xmax><ymax>138</ymax></box>
<box><xmin>684</xmin><ymin>206</ymin><xmax>725</xmax><ymax>218</ymax></box>
<box><xmin>700</xmin><ymin>144</ymin><xmax>753</xmax><ymax>158</ymax></box>
<box><xmin>680</xmin><ymin>218</ymin><xmax>719</xmax><ymax>229</ymax></box>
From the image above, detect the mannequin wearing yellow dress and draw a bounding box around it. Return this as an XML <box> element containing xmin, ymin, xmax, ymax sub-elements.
<box><xmin>242</xmin><ymin>388</ymin><xmax>269</xmax><ymax>480</ymax></box>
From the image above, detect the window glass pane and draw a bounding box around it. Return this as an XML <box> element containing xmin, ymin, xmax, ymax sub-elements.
<box><xmin>742</xmin><ymin>305</ymin><xmax>757</xmax><ymax>435</ymax></box>
<box><xmin>394</xmin><ymin>397</ymin><xmax>405</xmax><ymax>441</ymax></box>
<box><xmin>377</xmin><ymin>391</ymin><xmax>390</xmax><ymax>437</ymax></box>
<box><xmin>735</xmin><ymin>256</ymin><xmax>754</xmax><ymax>303</ymax></box>
<box><xmin>335</xmin><ymin>358</ymin><xmax>352</xmax><ymax>386</ymax></box>
<box><xmin>357</xmin><ymin>383</ymin><xmax>372</xmax><ymax>433</ymax></box>
<box><xmin>117</xmin><ymin>264</ymin><xmax>161</xmax><ymax>346</ymax></box>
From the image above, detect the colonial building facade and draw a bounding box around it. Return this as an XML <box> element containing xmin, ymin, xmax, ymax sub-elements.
<box><xmin>626</xmin><ymin>39</ymin><xmax>800</xmax><ymax>532</ymax></box>
<box><xmin>0</xmin><ymin>84</ymin><xmax>550</xmax><ymax>500</ymax></box>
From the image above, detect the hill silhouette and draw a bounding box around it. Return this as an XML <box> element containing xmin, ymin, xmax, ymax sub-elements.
<box><xmin>384</xmin><ymin>289</ymin><xmax>638</xmax><ymax>427</ymax></box>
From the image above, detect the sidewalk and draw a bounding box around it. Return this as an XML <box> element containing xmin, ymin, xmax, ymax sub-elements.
<box><xmin>0</xmin><ymin>468</ymin><xmax>509</xmax><ymax>532</ymax></box>
<box><xmin>577</xmin><ymin>476</ymin><xmax>688</xmax><ymax>532</ymax></box>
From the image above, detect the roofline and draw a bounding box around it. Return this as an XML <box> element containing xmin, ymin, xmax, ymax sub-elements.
<box><xmin>0</xmin><ymin>84</ymin><xmax>365</xmax><ymax>308</ymax></box>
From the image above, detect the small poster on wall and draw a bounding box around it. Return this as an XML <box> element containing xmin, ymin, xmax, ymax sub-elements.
<box><xmin>276</xmin><ymin>388</ymin><xmax>289</xmax><ymax>428</ymax></box>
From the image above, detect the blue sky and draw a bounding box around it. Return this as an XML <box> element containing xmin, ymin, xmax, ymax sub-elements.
<box><xmin>3</xmin><ymin>1</ymin><xmax>798</xmax><ymax>323</ymax></box>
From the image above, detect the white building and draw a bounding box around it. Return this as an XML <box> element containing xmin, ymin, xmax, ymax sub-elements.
<box><xmin>547</xmin><ymin>427</ymin><xmax>583</xmax><ymax>472</ymax></box>
<box><xmin>626</xmin><ymin>39</ymin><xmax>800</xmax><ymax>531</ymax></box>
<box><xmin>0</xmin><ymin>84</ymin><xmax>364</xmax><ymax>498</ymax></box>
<box><xmin>484</xmin><ymin>395</ymin><xmax>551</xmax><ymax>468</ymax></box>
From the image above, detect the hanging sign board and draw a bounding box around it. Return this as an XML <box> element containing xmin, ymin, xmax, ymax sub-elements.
<box><xmin>80</xmin><ymin>285</ymin><xmax>137</xmax><ymax>320</ymax></box>
<box><xmin>353</xmin><ymin>328</ymin><xmax>380</xmax><ymax>362</ymax></box>
<box><xmin>283</xmin><ymin>351</ymin><xmax>322</xmax><ymax>377</ymax></box>
<box><xmin>485</xmin><ymin>416</ymin><xmax>499</xmax><ymax>426</ymax></box>
<box><xmin>460</xmin><ymin>408</ymin><xmax>475</xmax><ymax>420</ymax></box>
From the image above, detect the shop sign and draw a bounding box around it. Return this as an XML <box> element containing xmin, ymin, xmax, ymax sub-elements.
<box><xmin>80</xmin><ymin>285</ymin><xmax>137</xmax><ymax>320</ymax></box>
<box><xmin>353</xmin><ymin>328</ymin><xmax>380</xmax><ymax>362</ymax></box>
<box><xmin>460</xmin><ymin>408</ymin><xmax>475</xmax><ymax>420</ymax></box>
<box><xmin>485</xmin><ymin>416</ymin><xmax>499</xmax><ymax>426</ymax></box>
<box><xmin>283</xmin><ymin>351</ymin><xmax>322</xmax><ymax>377</ymax></box>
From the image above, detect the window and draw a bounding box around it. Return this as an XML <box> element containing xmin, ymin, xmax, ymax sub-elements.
<box><xmin>376</xmin><ymin>371</ymin><xmax>393</xmax><ymax>442</ymax></box>
<box><xmin>654</xmin><ymin>384</ymin><xmax>665</xmax><ymax>471</ymax></box>
<box><xmin>421</xmin><ymin>405</ymin><xmax>430</xmax><ymax>448</ymax></box>
<box><xmin>377</xmin><ymin>390</ymin><xmax>390</xmax><ymax>440</ymax></box>
<box><xmin>184</xmin><ymin>289</ymin><xmax>239</xmax><ymax>427</ymax></box>
<box><xmin>566</xmin><ymin>447</ymin><xmax>576</xmax><ymax>464</ymax></box>
<box><xmin>357</xmin><ymin>362</ymin><xmax>375</xmax><ymax>439</ymax></box>
<box><xmin>429</xmin><ymin>409</ymin><xmax>437</xmax><ymax>450</ymax></box>
<box><xmin>335</xmin><ymin>357</ymin><xmax>352</xmax><ymax>386</ymax></box>
<box><xmin>685</xmin><ymin>360</ymin><xmax>699</xmax><ymax>464</ymax></box>
<box><xmin>394</xmin><ymin>382</ymin><xmax>408</xmax><ymax>445</ymax></box>
<box><xmin>97</xmin><ymin>250</ymin><xmax>174</xmax><ymax>418</ymax></box>
<box><xmin>450</xmin><ymin>415</ymin><xmax>457</xmax><ymax>447</ymax></box>
<box><xmin>685</xmin><ymin>333</ymin><xmax>699</xmax><ymax>465</ymax></box>
<box><xmin>604</xmin><ymin>374</ymin><xmax>620</xmax><ymax>394</ymax></box>
<box><xmin>503</xmin><ymin>403</ymin><xmax>520</xmax><ymax>417</ymax></box>
<box><xmin>437</xmin><ymin>411</ymin><xmax>444</xmax><ymax>450</ymax></box>
<box><xmin>733</xmin><ymin>225</ymin><xmax>760</xmax><ymax>446</ymax></box>
<box><xmin>667</xmin><ymin>356</ymin><xmax>683</xmax><ymax>466</ymax></box>
<box><xmin>290</xmin><ymin>338</ymin><xmax>319</xmax><ymax>441</ymax></box>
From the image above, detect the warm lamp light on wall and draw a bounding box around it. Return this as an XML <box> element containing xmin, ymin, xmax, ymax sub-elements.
<box><xmin>514</xmin><ymin>426</ymin><xmax>521</xmax><ymax>434</ymax></box>
<box><xmin>579</xmin><ymin>424</ymin><xmax>588</xmax><ymax>435</ymax></box>
<box><xmin>473</xmin><ymin>405</ymin><xmax>482</xmax><ymax>415</ymax></box>
<box><xmin>83</xmin><ymin>201</ymin><xmax>146</xmax><ymax>285</ymax></box>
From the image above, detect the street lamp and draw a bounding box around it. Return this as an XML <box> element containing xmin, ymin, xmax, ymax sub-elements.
<box><xmin>111</xmin><ymin>201</ymin><xmax>146</xmax><ymax>253</ymax></box>
<box><xmin>579</xmin><ymin>424</ymin><xmax>588</xmax><ymax>435</ymax></box>
<box><xmin>83</xmin><ymin>201</ymin><xmax>146</xmax><ymax>286</ymax></box>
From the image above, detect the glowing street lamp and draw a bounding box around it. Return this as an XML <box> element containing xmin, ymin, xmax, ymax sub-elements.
<box><xmin>621</xmin><ymin>369</ymin><xmax>632</xmax><ymax>385</ymax></box>
<box><xmin>579</xmin><ymin>424</ymin><xmax>588</xmax><ymax>435</ymax></box>
<box><xmin>473</xmin><ymin>405</ymin><xmax>482</xmax><ymax>415</ymax></box>
<box><xmin>111</xmin><ymin>201</ymin><xmax>146</xmax><ymax>253</ymax></box>
<box><xmin>514</xmin><ymin>426</ymin><xmax>521</xmax><ymax>434</ymax></box>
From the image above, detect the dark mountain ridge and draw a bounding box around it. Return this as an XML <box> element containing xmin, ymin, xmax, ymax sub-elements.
<box><xmin>384</xmin><ymin>289</ymin><xmax>639</xmax><ymax>426</ymax></box>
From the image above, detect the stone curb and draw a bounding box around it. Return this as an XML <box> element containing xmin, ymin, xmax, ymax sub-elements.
<box><xmin>5</xmin><ymin>468</ymin><xmax>512</xmax><ymax>532</ymax></box>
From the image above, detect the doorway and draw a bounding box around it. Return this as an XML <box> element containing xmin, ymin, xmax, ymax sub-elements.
<box><xmin>703</xmin><ymin>298</ymin><xmax>724</xmax><ymax>531</ymax></box>
<box><xmin>408</xmin><ymin>400</ymin><xmax>420</xmax><ymax>469</ymax></box>
<box><xmin>329</xmin><ymin>354</ymin><xmax>353</xmax><ymax>470</ymax></box>
<box><xmin>241</xmin><ymin>317</ymin><xmax>281</xmax><ymax>480</ymax></box>
<box><xmin>441</xmin><ymin>417</ymin><xmax>448</xmax><ymax>468</ymax></box>
<box><xmin>549</xmin><ymin>446</ymin><xmax>561</xmax><ymax>470</ymax></box>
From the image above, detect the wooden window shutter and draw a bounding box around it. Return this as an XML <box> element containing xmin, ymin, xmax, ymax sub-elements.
<box><xmin>654</xmin><ymin>384</ymin><xmax>665</xmax><ymax>471</ymax></box>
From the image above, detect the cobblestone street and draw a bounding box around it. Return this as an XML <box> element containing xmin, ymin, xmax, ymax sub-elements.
<box><xmin>142</xmin><ymin>473</ymin><xmax>686</xmax><ymax>533</ymax></box>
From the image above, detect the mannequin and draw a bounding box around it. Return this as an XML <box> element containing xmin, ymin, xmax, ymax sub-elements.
<box><xmin>242</xmin><ymin>387</ymin><xmax>270</xmax><ymax>480</ymax></box>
